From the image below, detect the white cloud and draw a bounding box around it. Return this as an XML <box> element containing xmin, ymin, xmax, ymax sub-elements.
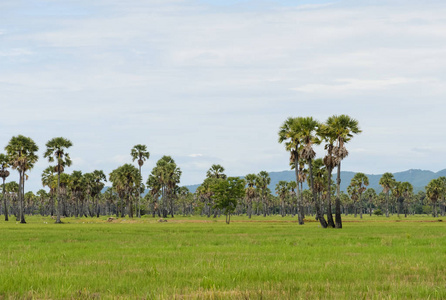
<box><xmin>2</xmin><ymin>0</ymin><xmax>446</xmax><ymax>191</ymax></box>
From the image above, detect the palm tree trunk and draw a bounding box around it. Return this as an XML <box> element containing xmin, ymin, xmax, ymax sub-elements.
<box><xmin>3</xmin><ymin>178</ymin><xmax>8</xmax><ymax>221</ymax></box>
<box><xmin>20</xmin><ymin>172</ymin><xmax>26</xmax><ymax>223</ymax></box>
<box><xmin>308</xmin><ymin>159</ymin><xmax>327</xmax><ymax>228</ymax></box>
<box><xmin>294</xmin><ymin>156</ymin><xmax>304</xmax><ymax>225</ymax></box>
<box><xmin>335</xmin><ymin>163</ymin><xmax>342</xmax><ymax>228</ymax></box>
<box><xmin>386</xmin><ymin>192</ymin><xmax>390</xmax><ymax>217</ymax></box>
<box><xmin>326</xmin><ymin>166</ymin><xmax>335</xmax><ymax>228</ymax></box>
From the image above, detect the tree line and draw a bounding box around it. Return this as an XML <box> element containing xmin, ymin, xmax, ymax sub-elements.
<box><xmin>1</xmin><ymin>122</ymin><xmax>445</xmax><ymax>225</ymax></box>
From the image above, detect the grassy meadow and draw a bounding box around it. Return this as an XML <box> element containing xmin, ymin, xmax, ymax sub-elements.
<box><xmin>0</xmin><ymin>215</ymin><xmax>445</xmax><ymax>299</ymax></box>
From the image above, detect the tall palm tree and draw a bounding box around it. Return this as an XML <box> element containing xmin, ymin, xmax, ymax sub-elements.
<box><xmin>326</xmin><ymin>115</ymin><xmax>361</xmax><ymax>228</ymax></box>
<box><xmin>275</xmin><ymin>181</ymin><xmax>289</xmax><ymax>217</ymax></box>
<box><xmin>379</xmin><ymin>172</ymin><xmax>396</xmax><ymax>217</ymax></box>
<box><xmin>350</xmin><ymin>172</ymin><xmax>369</xmax><ymax>219</ymax></box>
<box><xmin>244</xmin><ymin>173</ymin><xmax>258</xmax><ymax>219</ymax></box>
<box><xmin>364</xmin><ymin>188</ymin><xmax>377</xmax><ymax>216</ymax></box>
<box><xmin>41</xmin><ymin>167</ymin><xmax>57</xmax><ymax>217</ymax></box>
<box><xmin>400</xmin><ymin>182</ymin><xmax>413</xmax><ymax>217</ymax></box>
<box><xmin>0</xmin><ymin>154</ymin><xmax>10</xmax><ymax>221</ymax></box>
<box><xmin>44</xmin><ymin>137</ymin><xmax>72</xmax><ymax>223</ymax></box>
<box><xmin>278</xmin><ymin>117</ymin><xmax>304</xmax><ymax>224</ymax></box>
<box><xmin>131</xmin><ymin>144</ymin><xmax>150</xmax><ymax>218</ymax></box>
<box><xmin>426</xmin><ymin>178</ymin><xmax>444</xmax><ymax>218</ymax></box>
<box><xmin>256</xmin><ymin>171</ymin><xmax>271</xmax><ymax>217</ymax></box>
<box><xmin>318</xmin><ymin>122</ymin><xmax>338</xmax><ymax>227</ymax></box>
<box><xmin>298</xmin><ymin>117</ymin><xmax>327</xmax><ymax>228</ymax></box>
<box><xmin>206</xmin><ymin>164</ymin><xmax>227</xmax><ymax>179</ymax></box>
<box><xmin>5</xmin><ymin>135</ymin><xmax>39</xmax><ymax>224</ymax></box>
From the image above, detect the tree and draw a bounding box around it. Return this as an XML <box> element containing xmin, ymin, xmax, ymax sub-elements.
<box><xmin>326</xmin><ymin>115</ymin><xmax>361</xmax><ymax>228</ymax></box>
<box><xmin>364</xmin><ymin>188</ymin><xmax>377</xmax><ymax>216</ymax></box>
<box><xmin>379</xmin><ymin>172</ymin><xmax>396</xmax><ymax>217</ymax></box>
<box><xmin>426</xmin><ymin>177</ymin><xmax>445</xmax><ymax>218</ymax></box>
<box><xmin>131</xmin><ymin>144</ymin><xmax>150</xmax><ymax>218</ymax></box>
<box><xmin>0</xmin><ymin>154</ymin><xmax>10</xmax><ymax>221</ymax></box>
<box><xmin>206</xmin><ymin>164</ymin><xmax>227</xmax><ymax>180</ymax></box>
<box><xmin>109</xmin><ymin>164</ymin><xmax>140</xmax><ymax>218</ymax></box>
<box><xmin>349</xmin><ymin>173</ymin><xmax>369</xmax><ymax>219</ymax></box>
<box><xmin>244</xmin><ymin>173</ymin><xmax>258</xmax><ymax>219</ymax></box>
<box><xmin>146</xmin><ymin>156</ymin><xmax>181</xmax><ymax>218</ymax></box>
<box><xmin>399</xmin><ymin>181</ymin><xmax>413</xmax><ymax>217</ymax></box>
<box><xmin>212</xmin><ymin>177</ymin><xmax>245</xmax><ymax>224</ymax></box>
<box><xmin>5</xmin><ymin>135</ymin><xmax>39</xmax><ymax>224</ymax></box>
<box><xmin>256</xmin><ymin>171</ymin><xmax>271</xmax><ymax>217</ymax></box>
<box><xmin>278</xmin><ymin>117</ymin><xmax>305</xmax><ymax>224</ymax></box>
<box><xmin>298</xmin><ymin>117</ymin><xmax>327</xmax><ymax>228</ymax></box>
<box><xmin>44</xmin><ymin>137</ymin><xmax>73</xmax><ymax>223</ymax></box>
<box><xmin>275</xmin><ymin>181</ymin><xmax>289</xmax><ymax>217</ymax></box>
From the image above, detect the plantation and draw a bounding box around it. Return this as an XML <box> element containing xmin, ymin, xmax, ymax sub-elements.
<box><xmin>1</xmin><ymin>215</ymin><xmax>445</xmax><ymax>299</ymax></box>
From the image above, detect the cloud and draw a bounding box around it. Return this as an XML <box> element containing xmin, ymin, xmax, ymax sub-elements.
<box><xmin>2</xmin><ymin>0</ymin><xmax>446</xmax><ymax>191</ymax></box>
<box><xmin>291</xmin><ymin>77</ymin><xmax>420</xmax><ymax>94</ymax></box>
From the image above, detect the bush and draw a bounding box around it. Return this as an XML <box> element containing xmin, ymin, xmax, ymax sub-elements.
<box><xmin>373</xmin><ymin>209</ymin><xmax>383</xmax><ymax>216</ymax></box>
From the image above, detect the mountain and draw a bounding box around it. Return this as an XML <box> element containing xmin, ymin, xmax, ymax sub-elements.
<box><xmin>184</xmin><ymin>169</ymin><xmax>446</xmax><ymax>194</ymax></box>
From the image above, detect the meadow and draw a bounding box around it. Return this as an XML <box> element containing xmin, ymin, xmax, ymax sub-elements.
<box><xmin>0</xmin><ymin>215</ymin><xmax>445</xmax><ymax>299</ymax></box>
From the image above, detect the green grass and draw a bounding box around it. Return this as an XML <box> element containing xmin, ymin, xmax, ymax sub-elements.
<box><xmin>0</xmin><ymin>215</ymin><xmax>445</xmax><ymax>299</ymax></box>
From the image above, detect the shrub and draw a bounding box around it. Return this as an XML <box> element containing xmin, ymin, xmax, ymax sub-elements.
<box><xmin>373</xmin><ymin>209</ymin><xmax>383</xmax><ymax>216</ymax></box>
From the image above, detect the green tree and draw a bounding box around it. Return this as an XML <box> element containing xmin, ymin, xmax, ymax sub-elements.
<box><xmin>5</xmin><ymin>135</ymin><xmax>39</xmax><ymax>224</ymax></box>
<box><xmin>206</xmin><ymin>164</ymin><xmax>227</xmax><ymax>179</ymax></box>
<box><xmin>109</xmin><ymin>164</ymin><xmax>140</xmax><ymax>218</ymax></box>
<box><xmin>275</xmin><ymin>180</ymin><xmax>289</xmax><ymax>217</ymax></box>
<box><xmin>0</xmin><ymin>154</ymin><xmax>10</xmax><ymax>221</ymax></box>
<box><xmin>364</xmin><ymin>188</ymin><xmax>377</xmax><ymax>216</ymax></box>
<box><xmin>298</xmin><ymin>117</ymin><xmax>327</xmax><ymax>228</ymax></box>
<box><xmin>326</xmin><ymin>115</ymin><xmax>361</xmax><ymax>228</ymax></box>
<box><xmin>379</xmin><ymin>172</ymin><xmax>396</xmax><ymax>218</ymax></box>
<box><xmin>426</xmin><ymin>177</ymin><xmax>445</xmax><ymax>218</ymax></box>
<box><xmin>146</xmin><ymin>156</ymin><xmax>181</xmax><ymax>218</ymax></box>
<box><xmin>350</xmin><ymin>173</ymin><xmax>369</xmax><ymax>219</ymax></box>
<box><xmin>278</xmin><ymin>117</ymin><xmax>305</xmax><ymax>224</ymax></box>
<box><xmin>244</xmin><ymin>173</ymin><xmax>258</xmax><ymax>219</ymax></box>
<box><xmin>212</xmin><ymin>177</ymin><xmax>245</xmax><ymax>224</ymax></box>
<box><xmin>256</xmin><ymin>171</ymin><xmax>271</xmax><ymax>217</ymax></box>
<box><xmin>131</xmin><ymin>144</ymin><xmax>150</xmax><ymax>218</ymax></box>
<box><xmin>44</xmin><ymin>137</ymin><xmax>73</xmax><ymax>223</ymax></box>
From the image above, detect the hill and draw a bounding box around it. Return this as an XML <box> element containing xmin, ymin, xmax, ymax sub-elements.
<box><xmin>184</xmin><ymin>169</ymin><xmax>446</xmax><ymax>194</ymax></box>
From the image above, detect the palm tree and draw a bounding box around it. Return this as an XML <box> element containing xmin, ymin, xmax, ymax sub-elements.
<box><xmin>244</xmin><ymin>173</ymin><xmax>258</xmax><ymax>219</ymax></box>
<box><xmin>364</xmin><ymin>188</ymin><xmax>377</xmax><ymax>216</ymax></box>
<box><xmin>0</xmin><ymin>154</ymin><xmax>10</xmax><ymax>221</ymax></box>
<box><xmin>275</xmin><ymin>181</ymin><xmax>289</xmax><ymax>217</ymax></box>
<box><xmin>287</xmin><ymin>181</ymin><xmax>297</xmax><ymax>217</ymax></box>
<box><xmin>146</xmin><ymin>156</ymin><xmax>181</xmax><ymax>218</ymax></box>
<box><xmin>326</xmin><ymin>115</ymin><xmax>361</xmax><ymax>228</ymax></box>
<box><xmin>426</xmin><ymin>178</ymin><xmax>444</xmax><ymax>218</ymax></box>
<box><xmin>5</xmin><ymin>135</ymin><xmax>39</xmax><ymax>224</ymax></box>
<box><xmin>44</xmin><ymin>137</ymin><xmax>72</xmax><ymax>223</ymax></box>
<box><xmin>318</xmin><ymin>122</ymin><xmax>338</xmax><ymax>227</ymax></box>
<box><xmin>298</xmin><ymin>117</ymin><xmax>327</xmax><ymax>228</ymax></box>
<box><xmin>350</xmin><ymin>173</ymin><xmax>369</xmax><ymax>219</ymax></box>
<box><xmin>131</xmin><ymin>144</ymin><xmax>150</xmax><ymax>218</ymax></box>
<box><xmin>399</xmin><ymin>182</ymin><xmax>413</xmax><ymax>217</ymax></box>
<box><xmin>256</xmin><ymin>171</ymin><xmax>271</xmax><ymax>217</ymax></box>
<box><xmin>110</xmin><ymin>164</ymin><xmax>140</xmax><ymax>218</ymax></box>
<box><xmin>278</xmin><ymin>117</ymin><xmax>304</xmax><ymax>224</ymax></box>
<box><xmin>206</xmin><ymin>164</ymin><xmax>227</xmax><ymax>179</ymax></box>
<box><xmin>379</xmin><ymin>172</ymin><xmax>396</xmax><ymax>218</ymax></box>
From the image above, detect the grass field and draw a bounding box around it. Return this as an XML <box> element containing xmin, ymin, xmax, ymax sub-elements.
<box><xmin>0</xmin><ymin>215</ymin><xmax>445</xmax><ymax>299</ymax></box>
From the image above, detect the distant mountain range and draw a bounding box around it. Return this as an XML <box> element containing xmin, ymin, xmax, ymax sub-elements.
<box><xmin>184</xmin><ymin>169</ymin><xmax>446</xmax><ymax>194</ymax></box>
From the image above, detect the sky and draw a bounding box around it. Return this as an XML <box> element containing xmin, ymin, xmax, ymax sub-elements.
<box><xmin>1</xmin><ymin>0</ymin><xmax>446</xmax><ymax>192</ymax></box>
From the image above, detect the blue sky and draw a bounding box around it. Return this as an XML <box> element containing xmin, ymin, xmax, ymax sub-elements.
<box><xmin>1</xmin><ymin>0</ymin><xmax>446</xmax><ymax>192</ymax></box>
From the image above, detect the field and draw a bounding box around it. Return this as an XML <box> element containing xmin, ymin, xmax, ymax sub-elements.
<box><xmin>0</xmin><ymin>215</ymin><xmax>445</xmax><ymax>299</ymax></box>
